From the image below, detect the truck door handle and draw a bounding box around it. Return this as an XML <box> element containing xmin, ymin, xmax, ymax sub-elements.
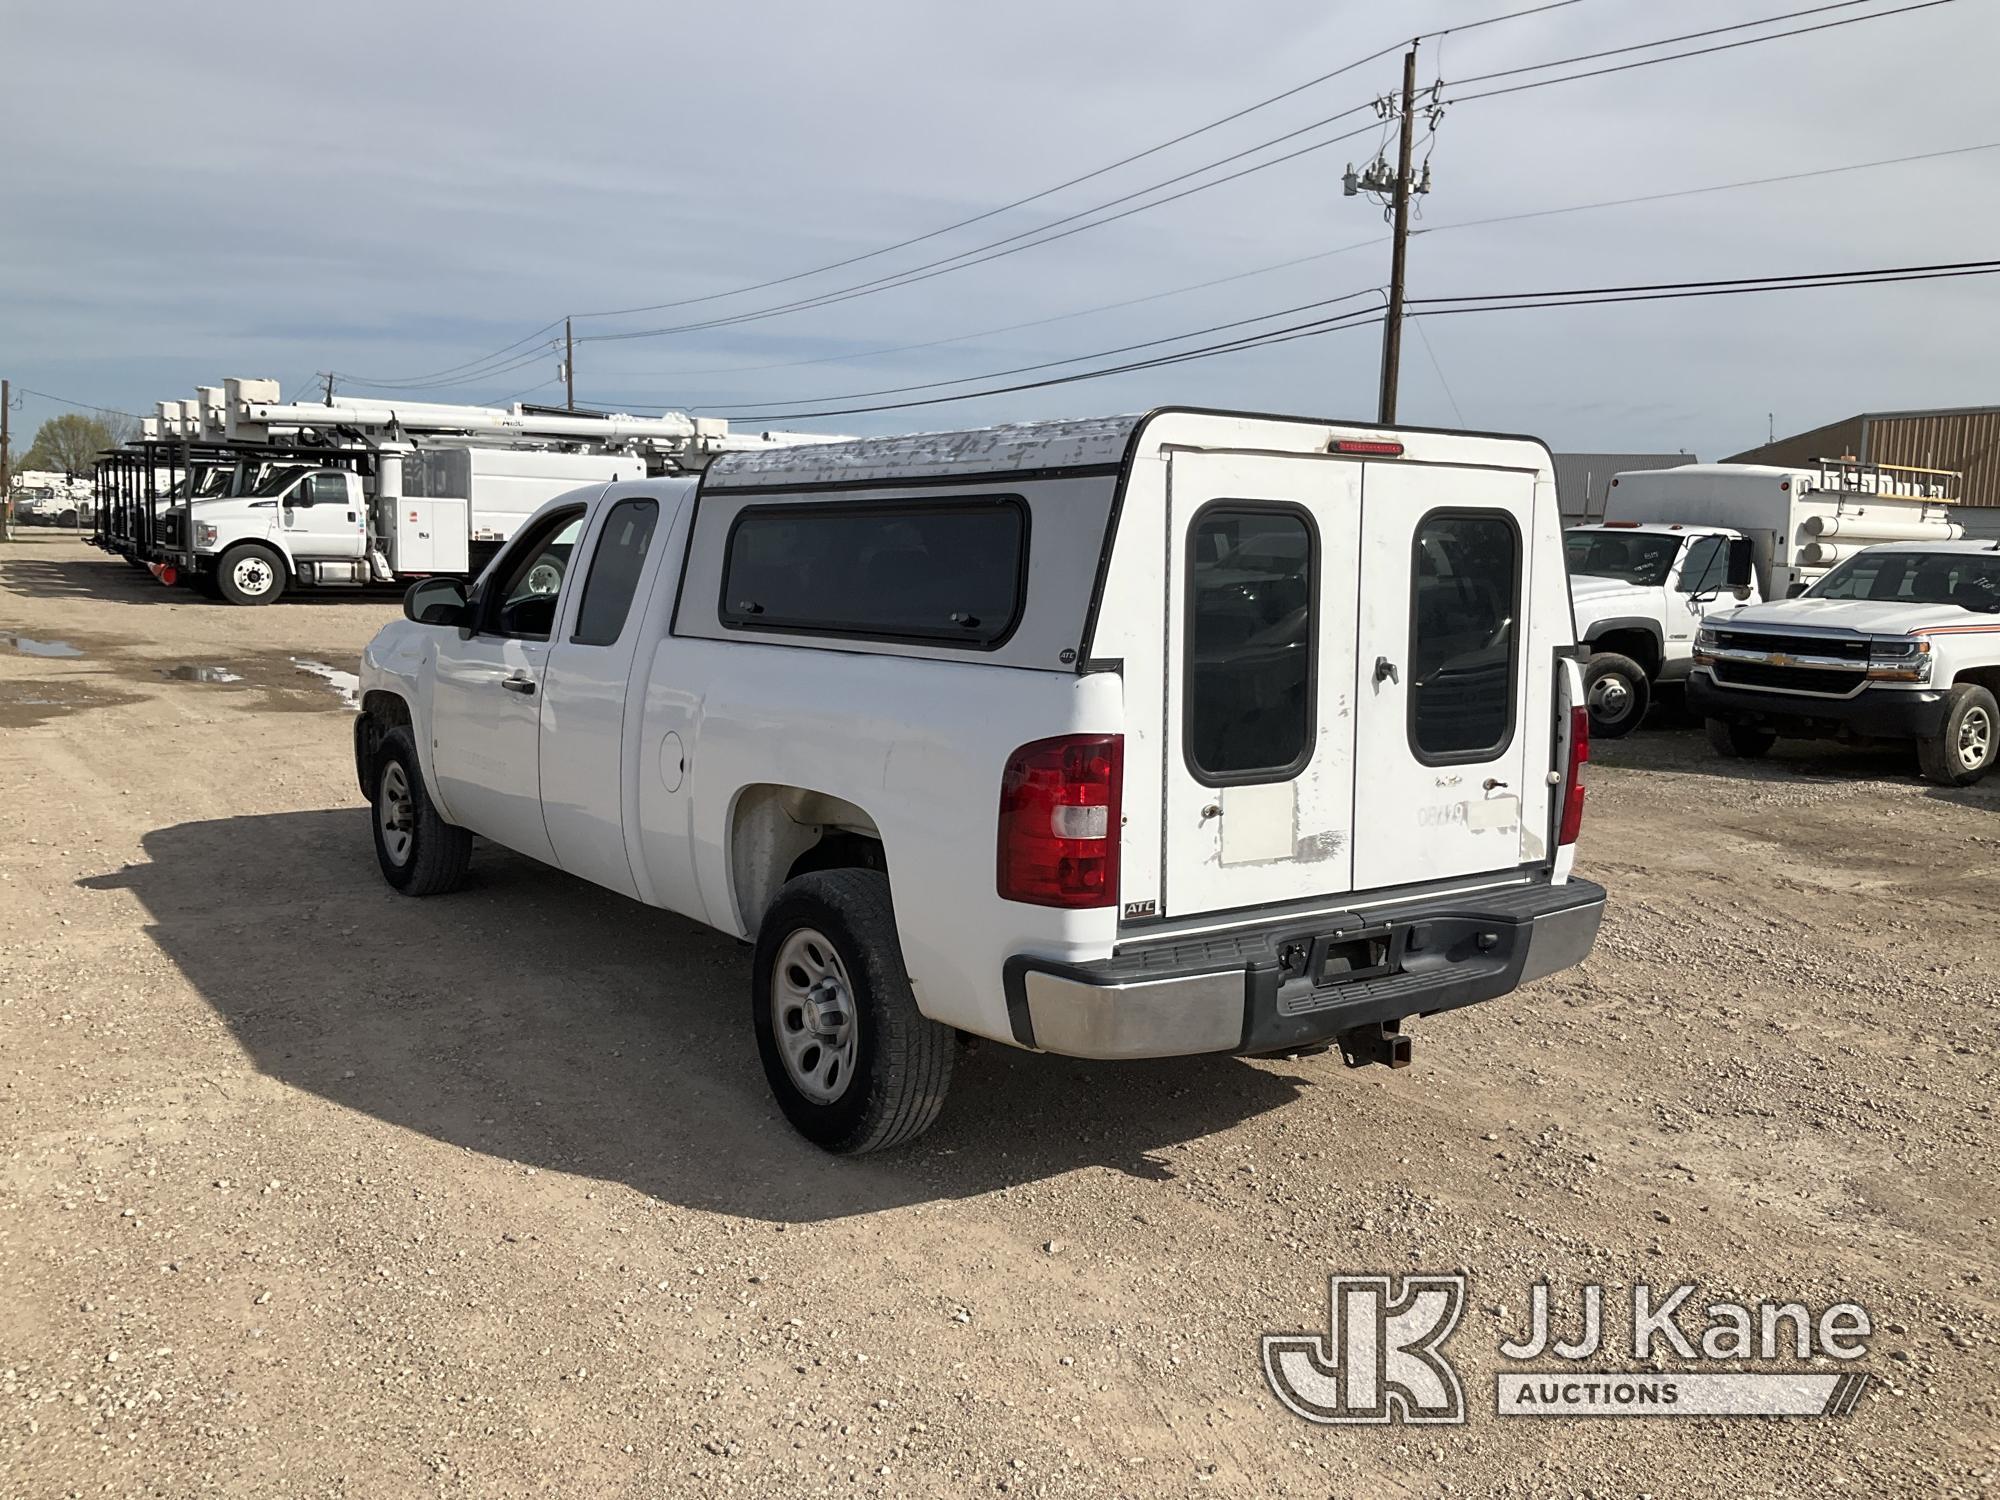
<box><xmin>501</xmin><ymin>673</ymin><xmax>537</xmax><ymax>696</ymax></box>
<box><xmin>1374</xmin><ymin>656</ymin><xmax>1399</xmax><ymax>685</ymax></box>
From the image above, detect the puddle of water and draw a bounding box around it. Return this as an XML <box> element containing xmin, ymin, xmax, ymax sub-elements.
<box><xmin>0</xmin><ymin>680</ymin><xmax>142</xmax><ymax>728</ymax></box>
<box><xmin>0</xmin><ymin>632</ymin><xmax>85</xmax><ymax>658</ymax></box>
<box><xmin>290</xmin><ymin>658</ymin><xmax>361</xmax><ymax>710</ymax></box>
<box><xmin>162</xmin><ymin>665</ymin><xmax>246</xmax><ymax>684</ymax></box>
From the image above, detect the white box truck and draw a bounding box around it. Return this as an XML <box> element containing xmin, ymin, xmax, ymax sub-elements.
<box><xmin>1565</xmin><ymin>460</ymin><xmax>1961</xmax><ymax>734</ymax></box>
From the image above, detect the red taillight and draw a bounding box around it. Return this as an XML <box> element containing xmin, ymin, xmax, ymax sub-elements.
<box><xmin>1558</xmin><ymin>705</ymin><xmax>1589</xmax><ymax>847</ymax></box>
<box><xmin>997</xmin><ymin>734</ymin><xmax>1122</xmax><ymax>908</ymax></box>
<box><xmin>1331</xmin><ymin>439</ymin><xmax>1405</xmax><ymax>456</ymax></box>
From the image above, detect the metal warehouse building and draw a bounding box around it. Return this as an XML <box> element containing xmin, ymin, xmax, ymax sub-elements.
<box><xmin>1728</xmin><ymin>405</ymin><xmax>2000</xmax><ymax>508</ymax></box>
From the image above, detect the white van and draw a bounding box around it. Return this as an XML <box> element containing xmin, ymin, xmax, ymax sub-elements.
<box><xmin>355</xmin><ymin>409</ymin><xmax>1604</xmax><ymax>1152</ymax></box>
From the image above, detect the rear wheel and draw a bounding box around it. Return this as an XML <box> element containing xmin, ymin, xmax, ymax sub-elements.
<box><xmin>1918</xmin><ymin>685</ymin><xmax>1998</xmax><ymax>786</ymax></box>
<box><xmin>1582</xmin><ymin>653</ymin><xmax>1650</xmax><ymax>738</ymax></box>
<box><xmin>216</xmin><ymin>544</ymin><xmax>286</xmax><ymax>605</ymax></box>
<box><xmin>752</xmin><ymin>869</ymin><xmax>952</xmax><ymax>1154</ymax></box>
<box><xmin>371</xmin><ymin>727</ymin><xmax>473</xmax><ymax>895</ymax></box>
<box><xmin>1705</xmin><ymin>717</ymin><xmax>1776</xmax><ymax>759</ymax></box>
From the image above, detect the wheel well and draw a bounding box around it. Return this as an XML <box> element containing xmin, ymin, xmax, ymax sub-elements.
<box><xmin>218</xmin><ymin>537</ymin><xmax>289</xmax><ymax>574</ymax></box>
<box><xmin>729</xmin><ymin>784</ymin><xmax>885</xmax><ymax>936</ymax></box>
<box><xmin>1587</xmin><ymin>628</ymin><xmax>1662</xmax><ymax>680</ymax></box>
<box><xmin>1952</xmin><ymin>665</ymin><xmax>2000</xmax><ymax>697</ymax></box>
<box><xmin>356</xmin><ymin>692</ymin><xmax>413</xmax><ymax>798</ymax></box>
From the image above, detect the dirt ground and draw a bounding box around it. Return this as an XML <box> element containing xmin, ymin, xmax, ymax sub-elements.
<box><xmin>1</xmin><ymin>533</ymin><xmax>1994</xmax><ymax>1499</ymax></box>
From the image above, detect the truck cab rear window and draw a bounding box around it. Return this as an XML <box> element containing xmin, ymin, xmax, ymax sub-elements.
<box><xmin>719</xmin><ymin>498</ymin><xmax>1025</xmax><ymax>647</ymax></box>
<box><xmin>1185</xmin><ymin>505</ymin><xmax>1316</xmax><ymax>783</ymax></box>
<box><xmin>1411</xmin><ymin>511</ymin><xmax>1520</xmax><ymax>762</ymax></box>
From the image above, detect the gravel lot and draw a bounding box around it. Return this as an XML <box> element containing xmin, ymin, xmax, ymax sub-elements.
<box><xmin>2</xmin><ymin>534</ymin><xmax>1994</xmax><ymax>1498</ymax></box>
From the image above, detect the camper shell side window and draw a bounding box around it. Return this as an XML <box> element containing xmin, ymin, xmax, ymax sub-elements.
<box><xmin>717</xmin><ymin>496</ymin><xmax>1030</xmax><ymax>649</ymax></box>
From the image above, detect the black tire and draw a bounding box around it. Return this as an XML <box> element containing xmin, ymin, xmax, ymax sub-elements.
<box><xmin>1581</xmin><ymin>652</ymin><xmax>1651</xmax><ymax>738</ymax></box>
<box><xmin>1917</xmin><ymin>684</ymin><xmax>1999</xmax><ymax>787</ymax></box>
<box><xmin>370</xmin><ymin>727</ymin><xmax>473</xmax><ymax>896</ymax></box>
<box><xmin>752</xmin><ymin>869</ymin><xmax>952</xmax><ymax>1155</ymax></box>
<box><xmin>215</xmin><ymin>543</ymin><xmax>287</xmax><ymax>606</ymax></box>
<box><xmin>1705</xmin><ymin>717</ymin><xmax>1776</xmax><ymax>759</ymax></box>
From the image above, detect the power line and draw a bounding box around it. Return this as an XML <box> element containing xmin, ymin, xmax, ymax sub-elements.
<box><xmin>1448</xmin><ymin>0</ymin><xmax>1955</xmax><ymax>104</ymax></box>
<box><xmin>688</xmin><ymin>289</ymin><xmax>1385</xmax><ymax>413</ymax></box>
<box><xmin>17</xmin><ymin>388</ymin><xmax>143</xmax><ymax>421</ymax></box>
<box><xmin>335</xmin><ymin>319</ymin><xmax>566</xmax><ymax>391</ymax></box>
<box><xmin>593</xmin><ymin>137</ymin><xmax>1996</xmax><ymax>411</ymax></box>
<box><xmin>1449</xmin><ymin>0</ymin><xmax>1882</xmax><ymax>87</ymax></box>
<box><xmin>706</xmin><ymin>258</ymin><xmax>2000</xmax><ymax>423</ymax></box>
<box><xmin>581</xmin><ymin>0</ymin><xmax>1955</xmax><ymax>351</ymax></box>
<box><xmin>577</xmin><ymin>118</ymin><xmax>1384</xmax><ymax>345</ymax></box>
<box><xmin>570</xmin><ymin>0</ymin><xmax>1593</xmax><ymax>323</ymax></box>
<box><xmin>339</xmin><ymin>0</ymin><xmax>1592</xmax><ymax>389</ymax></box>
<box><xmin>1414</xmin><ymin>139</ymin><xmax>2000</xmax><ymax>237</ymax></box>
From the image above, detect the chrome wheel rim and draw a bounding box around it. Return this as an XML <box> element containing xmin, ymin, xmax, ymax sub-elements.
<box><xmin>1587</xmin><ymin>673</ymin><xmax>1634</xmax><ymax>725</ymax></box>
<box><xmin>378</xmin><ymin>762</ymin><xmax>415</xmax><ymax>867</ymax></box>
<box><xmin>1958</xmin><ymin>706</ymin><xmax>1992</xmax><ymax>770</ymax></box>
<box><xmin>773</xmin><ymin>927</ymin><xmax>858</xmax><ymax>1105</ymax></box>
<box><xmin>232</xmin><ymin>555</ymin><xmax>274</xmax><ymax>596</ymax></box>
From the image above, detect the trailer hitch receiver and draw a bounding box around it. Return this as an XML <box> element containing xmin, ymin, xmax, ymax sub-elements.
<box><xmin>1337</xmin><ymin>1020</ymin><xmax>1411</xmax><ymax>1070</ymax></box>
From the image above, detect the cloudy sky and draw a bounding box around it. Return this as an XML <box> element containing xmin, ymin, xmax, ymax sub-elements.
<box><xmin>3</xmin><ymin>0</ymin><xmax>1995</xmax><ymax>458</ymax></box>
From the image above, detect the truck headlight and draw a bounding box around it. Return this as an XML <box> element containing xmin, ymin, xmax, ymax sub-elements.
<box><xmin>1694</xmin><ymin>626</ymin><xmax>1720</xmax><ymax>653</ymax></box>
<box><xmin>1868</xmin><ymin>638</ymin><xmax>1931</xmax><ymax>682</ymax></box>
<box><xmin>195</xmin><ymin>522</ymin><xmax>219</xmax><ymax>547</ymax></box>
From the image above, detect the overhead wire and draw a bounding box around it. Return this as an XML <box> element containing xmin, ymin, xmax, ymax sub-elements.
<box><xmin>591</xmin><ymin>139</ymin><xmax>1996</xmax><ymax>412</ymax></box>
<box><xmin>701</xmin><ymin>259</ymin><xmax>2000</xmax><ymax>423</ymax></box>
<box><xmin>333</xmin><ymin>0</ymin><xmax>1594</xmax><ymax>386</ymax></box>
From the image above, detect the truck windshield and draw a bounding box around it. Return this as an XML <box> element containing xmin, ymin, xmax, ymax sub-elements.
<box><xmin>1564</xmin><ymin>530</ymin><xmax>1680</xmax><ymax>587</ymax></box>
<box><xmin>1808</xmin><ymin>550</ymin><xmax>2000</xmax><ymax>612</ymax></box>
<box><xmin>246</xmin><ymin>465</ymin><xmax>311</xmax><ymax>498</ymax></box>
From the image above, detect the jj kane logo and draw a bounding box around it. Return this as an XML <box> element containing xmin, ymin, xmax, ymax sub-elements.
<box><xmin>1264</xmin><ymin>1276</ymin><xmax>1873</xmax><ymax>1424</ymax></box>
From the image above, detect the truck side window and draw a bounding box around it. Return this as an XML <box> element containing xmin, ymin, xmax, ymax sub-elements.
<box><xmin>483</xmin><ymin>509</ymin><xmax>585</xmax><ymax>640</ymax></box>
<box><xmin>572</xmin><ymin>499</ymin><xmax>660</xmax><ymax>647</ymax></box>
<box><xmin>1185</xmin><ymin>505</ymin><xmax>1315</xmax><ymax>784</ymax></box>
<box><xmin>1410</xmin><ymin>511</ymin><xmax>1519</xmax><ymax>762</ymax></box>
<box><xmin>1677</xmin><ymin>535</ymin><xmax>1727</xmax><ymax>593</ymax></box>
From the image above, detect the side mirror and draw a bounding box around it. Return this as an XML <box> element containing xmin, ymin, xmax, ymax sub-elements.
<box><xmin>1726</xmin><ymin>537</ymin><xmax>1755</xmax><ymax>588</ymax></box>
<box><xmin>405</xmin><ymin>576</ymin><xmax>470</xmax><ymax>628</ymax></box>
<box><xmin>1786</xmin><ymin>581</ymin><xmax>1810</xmax><ymax>599</ymax></box>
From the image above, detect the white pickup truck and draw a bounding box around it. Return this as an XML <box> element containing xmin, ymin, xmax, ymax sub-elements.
<box><xmin>354</xmin><ymin>409</ymin><xmax>1604</xmax><ymax>1153</ymax></box>
<box><xmin>1566</xmin><ymin>462</ymin><xmax>1961</xmax><ymax>736</ymax></box>
<box><xmin>1690</xmin><ymin>540</ymin><xmax>2000</xmax><ymax>785</ymax></box>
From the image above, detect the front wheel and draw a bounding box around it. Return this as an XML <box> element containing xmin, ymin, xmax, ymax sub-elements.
<box><xmin>1918</xmin><ymin>684</ymin><xmax>1998</xmax><ymax>786</ymax></box>
<box><xmin>371</xmin><ymin>727</ymin><xmax>473</xmax><ymax>895</ymax></box>
<box><xmin>1705</xmin><ymin>718</ymin><xmax>1776</xmax><ymax>759</ymax></box>
<box><xmin>752</xmin><ymin>869</ymin><xmax>953</xmax><ymax>1155</ymax></box>
<box><xmin>1582</xmin><ymin>653</ymin><xmax>1650</xmax><ymax>738</ymax></box>
<box><xmin>216</xmin><ymin>544</ymin><xmax>287</xmax><ymax>606</ymax></box>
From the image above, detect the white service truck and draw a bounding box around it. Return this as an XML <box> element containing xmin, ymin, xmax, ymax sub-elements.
<box><xmin>165</xmin><ymin>446</ymin><xmax>645</xmax><ymax>604</ymax></box>
<box><xmin>353</xmin><ymin>408</ymin><xmax>1604</xmax><ymax>1153</ymax></box>
<box><xmin>1690</xmin><ymin>540</ymin><xmax>2000</xmax><ymax>785</ymax></box>
<box><xmin>1566</xmin><ymin>461</ymin><xmax>1962</xmax><ymax>735</ymax></box>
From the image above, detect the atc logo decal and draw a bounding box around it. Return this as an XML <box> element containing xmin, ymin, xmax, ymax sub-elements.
<box><xmin>1263</xmin><ymin>1274</ymin><xmax>1467</xmax><ymax>1425</ymax></box>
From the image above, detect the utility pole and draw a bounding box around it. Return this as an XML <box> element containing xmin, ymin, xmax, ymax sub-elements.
<box><xmin>322</xmin><ymin>371</ymin><xmax>336</xmax><ymax>405</ymax></box>
<box><xmin>1</xmin><ymin>380</ymin><xmax>11</xmax><ymax>542</ymax></box>
<box><xmin>565</xmin><ymin>318</ymin><xmax>576</xmax><ymax>412</ymax></box>
<box><xmin>1377</xmin><ymin>45</ymin><xmax>1419</xmax><ymax>426</ymax></box>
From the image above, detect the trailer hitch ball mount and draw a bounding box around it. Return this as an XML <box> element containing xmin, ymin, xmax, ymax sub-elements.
<box><xmin>1338</xmin><ymin>1019</ymin><xmax>1412</xmax><ymax>1070</ymax></box>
